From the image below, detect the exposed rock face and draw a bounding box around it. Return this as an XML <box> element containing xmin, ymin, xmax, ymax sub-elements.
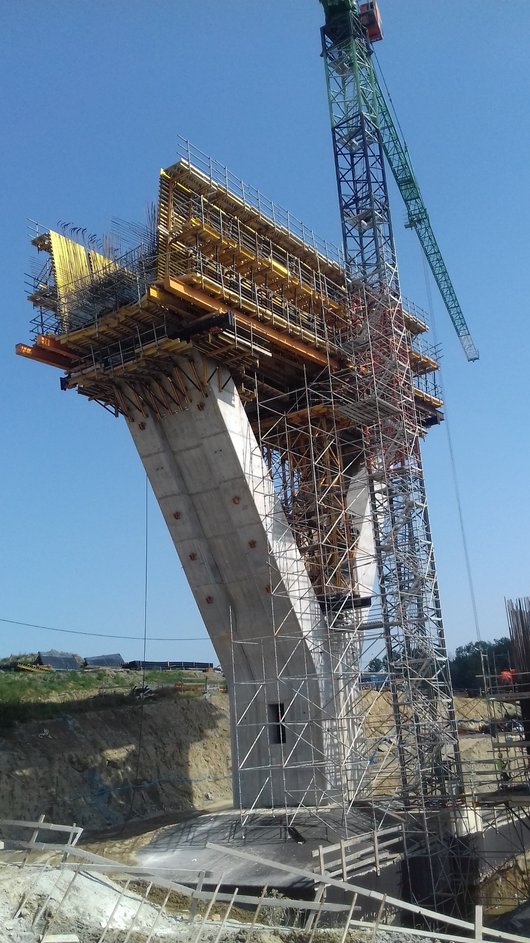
<box><xmin>0</xmin><ymin>691</ymin><xmax>506</xmax><ymax>833</ymax></box>
<box><xmin>0</xmin><ymin>693</ymin><xmax>231</xmax><ymax>830</ymax></box>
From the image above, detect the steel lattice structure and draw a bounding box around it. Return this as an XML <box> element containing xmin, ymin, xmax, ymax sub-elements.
<box><xmin>371</xmin><ymin>75</ymin><xmax>479</xmax><ymax>362</ymax></box>
<box><xmin>321</xmin><ymin>2</ymin><xmax>463</xmax><ymax>815</ymax></box>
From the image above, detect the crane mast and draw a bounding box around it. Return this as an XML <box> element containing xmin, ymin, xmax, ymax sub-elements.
<box><xmin>320</xmin><ymin>0</ymin><xmax>463</xmax><ymax>822</ymax></box>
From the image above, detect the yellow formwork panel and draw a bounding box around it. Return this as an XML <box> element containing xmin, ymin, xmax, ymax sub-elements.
<box><xmin>49</xmin><ymin>231</ymin><xmax>90</xmax><ymax>294</ymax></box>
<box><xmin>88</xmin><ymin>249</ymin><xmax>118</xmax><ymax>278</ymax></box>
<box><xmin>49</xmin><ymin>233</ymin><xmax>118</xmax><ymax>298</ymax></box>
<box><xmin>47</xmin><ymin>233</ymin><xmax>119</xmax><ymax>331</ymax></box>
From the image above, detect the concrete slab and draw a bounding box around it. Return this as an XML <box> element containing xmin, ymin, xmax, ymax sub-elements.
<box><xmin>137</xmin><ymin>807</ymin><xmax>375</xmax><ymax>893</ymax></box>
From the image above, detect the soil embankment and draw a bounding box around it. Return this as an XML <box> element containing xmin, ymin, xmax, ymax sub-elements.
<box><xmin>0</xmin><ymin>689</ymin><xmax>499</xmax><ymax>833</ymax></box>
<box><xmin>0</xmin><ymin>691</ymin><xmax>231</xmax><ymax>830</ymax></box>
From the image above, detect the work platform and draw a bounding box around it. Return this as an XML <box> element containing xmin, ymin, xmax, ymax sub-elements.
<box><xmin>21</xmin><ymin>158</ymin><xmax>442</xmax><ymax>426</ymax></box>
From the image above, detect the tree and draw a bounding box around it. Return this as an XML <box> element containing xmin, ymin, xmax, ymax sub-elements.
<box><xmin>366</xmin><ymin>657</ymin><xmax>384</xmax><ymax>673</ymax></box>
<box><xmin>448</xmin><ymin>638</ymin><xmax>511</xmax><ymax>693</ymax></box>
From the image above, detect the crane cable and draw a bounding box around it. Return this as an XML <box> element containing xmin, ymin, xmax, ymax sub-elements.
<box><xmin>373</xmin><ymin>51</ymin><xmax>408</xmax><ymax>153</ymax></box>
<box><xmin>421</xmin><ymin>254</ymin><xmax>482</xmax><ymax>644</ymax></box>
<box><xmin>129</xmin><ymin>473</ymin><xmax>150</xmax><ymax>818</ymax></box>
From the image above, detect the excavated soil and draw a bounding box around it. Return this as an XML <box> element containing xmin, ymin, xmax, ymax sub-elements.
<box><xmin>0</xmin><ymin>689</ymin><xmax>500</xmax><ymax>836</ymax></box>
<box><xmin>0</xmin><ymin>689</ymin><xmax>526</xmax><ymax>940</ymax></box>
<box><xmin>0</xmin><ymin>692</ymin><xmax>231</xmax><ymax>832</ymax></box>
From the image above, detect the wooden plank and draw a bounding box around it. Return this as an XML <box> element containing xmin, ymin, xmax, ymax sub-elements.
<box><xmin>193</xmin><ymin>879</ymin><xmax>222</xmax><ymax>943</ymax></box>
<box><xmin>97</xmin><ymin>879</ymin><xmax>130</xmax><ymax>943</ymax></box>
<box><xmin>325</xmin><ymin>849</ymin><xmax>396</xmax><ymax>879</ymax></box>
<box><xmin>339</xmin><ymin>893</ymin><xmax>358</xmax><ymax>943</ymax></box>
<box><xmin>304</xmin><ymin>884</ymin><xmax>325</xmax><ymax>933</ymax></box>
<box><xmin>41</xmin><ymin>936</ymin><xmax>80</xmax><ymax>943</ymax></box>
<box><xmin>206</xmin><ymin>841</ymin><xmax>528</xmax><ymax>943</ymax></box>
<box><xmin>50</xmin><ymin>867</ymin><xmax>352</xmax><ymax>914</ymax></box>
<box><xmin>189</xmin><ymin>870</ymin><xmax>205</xmax><ymax>922</ymax></box>
<box><xmin>212</xmin><ymin>886</ymin><xmax>238</xmax><ymax>943</ymax></box>
<box><xmin>316</xmin><ymin>836</ymin><xmax>401</xmax><ymax>875</ymax></box>
<box><xmin>475</xmin><ymin>904</ymin><xmax>483</xmax><ymax>942</ymax></box>
<box><xmin>373</xmin><ymin>894</ymin><xmax>387</xmax><ymax>940</ymax></box>
<box><xmin>344</xmin><ymin>918</ymin><xmax>528</xmax><ymax>943</ymax></box>
<box><xmin>144</xmin><ymin>887</ymin><xmax>171</xmax><ymax>943</ymax></box>
<box><xmin>311</xmin><ymin>824</ymin><xmax>402</xmax><ymax>858</ymax></box>
<box><xmin>308</xmin><ymin>884</ymin><xmax>326</xmax><ymax>943</ymax></box>
<box><xmin>0</xmin><ymin>818</ymin><xmax>83</xmax><ymax>839</ymax></box>
<box><xmin>123</xmin><ymin>881</ymin><xmax>152</xmax><ymax>943</ymax></box>
<box><xmin>373</xmin><ymin>829</ymin><xmax>380</xmax><ymax>876</ymax></box>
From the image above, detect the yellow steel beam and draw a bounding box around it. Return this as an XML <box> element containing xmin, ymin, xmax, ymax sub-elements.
<box><xmin>35</xmin><ymin>335</ymin><xmax>78</xmax><ymax>360</ymax></box>
<box><xmin>414</xmin><ymin>387</ymin><xmax>443</xmax><ymax>409</ymax></box>
<box><xmin>168</xmin><ymin>271</ymin><xmax>331</xmax><ymax>352</ymax></box>
<box><xmin>16</xmin><ymin>342</ymin><xmax>71</xmax><ymax>370</ymax></box>
<box><xmin>162</xmin><ymin>276</ymin><xmax>341</xmax><ymax>371</ymax></box>
<box><xmin>409</xmin><ymin>349</ymin><xmax>438</xmax><ymax>374</ymax></box>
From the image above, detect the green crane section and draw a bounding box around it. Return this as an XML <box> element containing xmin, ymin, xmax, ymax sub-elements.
<box><xmin>320</xmin><ymin>0</ymin><xmax>478</xmax><ymax>362</ymax></box>
<box><xmin>372</xmin><ymin>72</ymin><xmax>479</xmax><ymax>361</ymax></box>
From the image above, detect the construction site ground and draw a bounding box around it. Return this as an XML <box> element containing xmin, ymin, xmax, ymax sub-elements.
<box><xmin>0</xmin><ymin>684</ymin><xmax>505</xmax><ymax>830</ymax></box>
<box><xmin>0</xmin><ymin>685</ymin><xmax>527</xmax><ymax>941</ymax></box>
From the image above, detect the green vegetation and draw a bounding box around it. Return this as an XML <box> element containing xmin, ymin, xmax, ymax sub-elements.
<box><xmin>449</xmin><ymin>638</ymin><xmax>512</xmax><ymax>693</ymax></box>
<box><xmin>0</xmin><ymin>668</ymin><xmax>224</xmax><ymax>728</ymax></box>
<box><xmin>366</xmin><ymin>639</ymin><xmax>514</xmax><ymax>695</ymax></box>
<box><xmin>0</xmin><ymin>652</ymin><xmax>37</xmax><ymax>667</ymax></box>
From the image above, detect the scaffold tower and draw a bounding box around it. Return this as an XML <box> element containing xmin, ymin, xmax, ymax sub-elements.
<box><xmin>320</xmin><ymin>0</ymin><xmax>463</xmax><ymax>818</ymax></box>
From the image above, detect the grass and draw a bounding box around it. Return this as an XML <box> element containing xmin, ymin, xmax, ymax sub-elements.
<box><xmin>0</xmin><ymin>668</ymin><xmax>225</xmax><ymax>729</ymax></box>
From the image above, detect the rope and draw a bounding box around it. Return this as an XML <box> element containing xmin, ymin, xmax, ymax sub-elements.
<box><xmin>125</xmin><ymin>474</ymin><xmax>150</xmax><ymax>823</ymax></box>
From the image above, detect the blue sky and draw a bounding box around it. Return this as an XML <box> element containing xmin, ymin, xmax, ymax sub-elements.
<box><xmin>2</xmin><ymin>1</ymin><xmax>529</xmax><ymax>663</ymax></box>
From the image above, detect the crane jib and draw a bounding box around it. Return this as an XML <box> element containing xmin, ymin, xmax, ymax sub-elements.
<box><xmin>372</xmin><ymin>71</ymin><xmax>479</xmax><ymax>361</ymax></box>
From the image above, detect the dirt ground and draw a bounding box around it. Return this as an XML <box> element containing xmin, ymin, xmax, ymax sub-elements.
<box><xmin>0</xmin><ymin>691</ymin><xmax>232</xmax><ymax>832</ymax></box>
<box><xmin>0</xmin><ymin>690</ymin><xmax>527</xmax><ymax>941</ymax></box>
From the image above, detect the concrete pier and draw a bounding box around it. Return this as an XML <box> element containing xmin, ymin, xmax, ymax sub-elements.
<box><xmin>127</xmin><ymin>352</ymin><xmax>349</xmax><ymax>809</ymax></box>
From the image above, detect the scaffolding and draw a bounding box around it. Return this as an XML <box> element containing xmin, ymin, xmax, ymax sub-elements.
<box><xmin>155</xmin><ymin>146</ymin><xmax>455</xmax><ymax>836</ymax></box>
<box><xmin>480</xmin><ymin>599</ymin><xmax>530</xmax><ymax>790</ymax></box>
<box><xmin>459</xmin><ymin>599</ymin><xmax>530</xmax><ymax>916</ymax></box>
<box><xmin>20</xmin><ymin>142</ymin><xmax>468</xmax><ymax>912</ymax></box>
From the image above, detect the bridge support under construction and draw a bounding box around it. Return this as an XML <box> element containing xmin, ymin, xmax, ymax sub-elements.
<box><xmin>127</xmin><ymin>350</ymin><xmax>361</xmax><ymax>810</ymax></box>
<box><xmin>19</xmin><ymin>142</ymin><xmax>474</xmax><ymax>911</ymax></box>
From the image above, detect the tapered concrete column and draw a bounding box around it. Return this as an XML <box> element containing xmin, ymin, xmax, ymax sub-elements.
<box><xmin>126</xmin><ymin>354</ymin><xmax>334</xmax><ymax>808</ymax></box>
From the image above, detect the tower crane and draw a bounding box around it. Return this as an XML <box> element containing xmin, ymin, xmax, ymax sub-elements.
<box><xmin>323</xmin><ymin>0</ymin><xmax>478</xmax><ymax>361</ymax></box>
<box><xmin>319</xmin><ymin>0</ymin><xmax>464</xmax><ymax>875</ymax></box>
